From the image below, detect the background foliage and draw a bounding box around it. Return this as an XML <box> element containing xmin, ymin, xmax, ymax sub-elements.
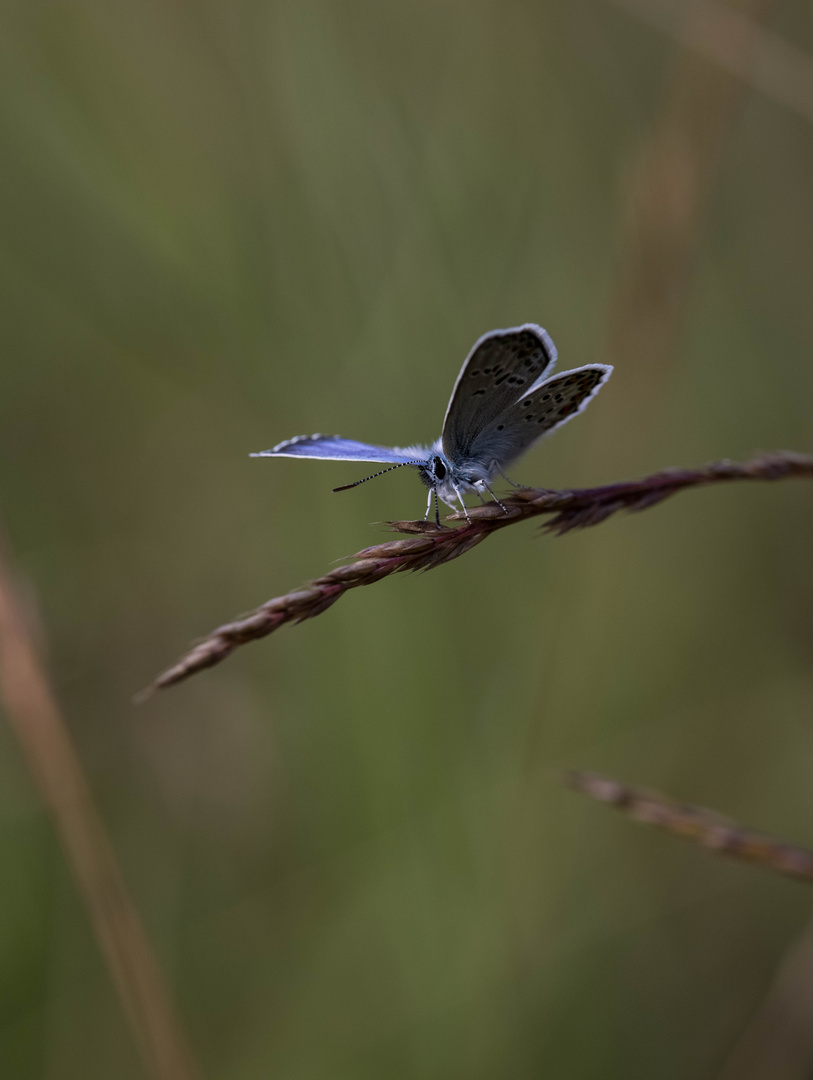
<box><xmin>1</xmin><ymin>1</ymin><xmax>812</xmax><ymax>1077</ymax></box>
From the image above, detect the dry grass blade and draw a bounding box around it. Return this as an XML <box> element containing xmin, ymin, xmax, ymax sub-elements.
<box><xmin>143</xmin><ymin>450</ymin><xmax>813</xmax><ymax>696</ymax></box>
<box><xmin>0</xmin><ymin>534</ymin><xmax>202</xmax><ymax>1080</ymax></box>
<box><xmin>567</xmin><ymin>770</ymin><xmax>813</xmax><ymax>883</ymax></box>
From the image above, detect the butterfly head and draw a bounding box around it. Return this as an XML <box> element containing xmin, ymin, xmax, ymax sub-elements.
<box><xmin>418</xmin><ymin>446</ymin><xmax>491</xmax><ymax>510</ymax></box>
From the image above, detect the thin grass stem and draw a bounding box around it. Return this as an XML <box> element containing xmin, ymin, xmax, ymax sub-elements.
<box><xmin>143</xmin><ymin>450</ymin><xmax>813</xmax><ymax>696</ymax></box>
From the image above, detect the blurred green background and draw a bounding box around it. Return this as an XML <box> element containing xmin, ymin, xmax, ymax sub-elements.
<box><xmin>1</xmin><ymin>1</ymin><xmax>813</xmax><ymax>1077</ymax></box>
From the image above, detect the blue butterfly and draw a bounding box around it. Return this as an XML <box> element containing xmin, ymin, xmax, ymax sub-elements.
<box><xmin>252</xmin><ymin>324</ymin><xmax>612</xmax><ymax>526</ymax></box>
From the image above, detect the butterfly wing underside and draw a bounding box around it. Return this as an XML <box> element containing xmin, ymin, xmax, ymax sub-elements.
<box><xmin>467</xmin><ymin>364</ymin><xmax>613</xmax><ymax>469</ymax></box>
<box><xmin>441</xmin><ymin>325</ymin><xmax>558</xmax><ymax>461</ymax></box>
<box><xmin>251</xmin><ymin>434</ymin><xmax>426</xmax><ymax>465</ymax></box>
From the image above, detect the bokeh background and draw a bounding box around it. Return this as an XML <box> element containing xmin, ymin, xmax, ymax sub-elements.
<box><xmin>1</xmin><ymin>1</ymin><xmax>813</xmax><ymax>1077</ymax></box>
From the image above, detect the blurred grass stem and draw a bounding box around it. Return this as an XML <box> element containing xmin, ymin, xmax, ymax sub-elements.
<box><xmin>570</xmin><ymin>768</ymin><xmax>813</xmax><ymax>1077</ymax></box>
<box><xmin>567</xmin><ymin>770</ymin><xmax>813</xmax><ymax>883</ymax></box>
<box><xmin>0</xmin><ymin>533</ymin><xmax>202</xmax><ymax>1080</ymax></box>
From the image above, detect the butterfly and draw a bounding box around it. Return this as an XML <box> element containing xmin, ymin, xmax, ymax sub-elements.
<box><xmin>252</xmin><ymin>324</ymin><xmax>612</xmax><ymax>526</ymax></box>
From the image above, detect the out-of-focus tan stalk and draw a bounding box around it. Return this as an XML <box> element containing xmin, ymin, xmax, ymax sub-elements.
<box><xmin>595</xmin><ymin>0</ymin><xmax>778</xmax><ymax>465</ymax></box>
<box><xmin>595</xmin><ymin>13</ymin><xmax>813</xmax><ymax>1072</ymax></box>
<box><xmin>0</xmin><ymin>534</ymin><xmax>202</xmax><ymax>1080</ymax></box>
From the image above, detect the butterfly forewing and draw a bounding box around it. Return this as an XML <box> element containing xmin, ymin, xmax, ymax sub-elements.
<box><xmin>468</xmin><ymin>364</ymin><xmax>612</xmax><ymax>468</ymax></box>
<box><xmin>441</xmin><ymin>325</ymin><xmax>557</xmax><ymax>460</ymax></box>
<box><xmin>251</xmin><ymin>434</ymin><xmax>424</xmax><ymax>464</ymax></box>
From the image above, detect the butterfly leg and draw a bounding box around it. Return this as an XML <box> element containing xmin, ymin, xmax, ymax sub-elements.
<box><xmin>452</xmin><ymin>485</ymin><xmax>471</xmax><ymax>524</ymax></box>
<box><xmin>424</xmin><ymin>488</ymin><xmax>443</xmax><ymax>528</ymax></box>
<box><xmin>483</xmin><ymin>482</ymin><xmax>509</xmax><ymax>515</ymax></box>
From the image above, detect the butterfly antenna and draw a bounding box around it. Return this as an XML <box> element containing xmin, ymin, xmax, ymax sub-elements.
<box><xmin>333</xmin><ymin>462</ymin><xmax>420</xmax><ymax>492</ymax></box>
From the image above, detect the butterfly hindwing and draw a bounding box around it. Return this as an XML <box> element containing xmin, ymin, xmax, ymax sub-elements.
<box><xmin>467</xmin><ymin>364</ymin><xmax>612</xmax><ymax>468</ymax></box>
<box><xmin>441</xmin><ymin>325</ymin><xmax>557</xmax><ymax>461</ymax></box>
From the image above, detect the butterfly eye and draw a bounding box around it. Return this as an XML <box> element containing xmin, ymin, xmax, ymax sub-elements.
<box><xmin>433</xmin><ymin>457</ymin><xmax>447</xmax><ymax>480</ymax></box>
